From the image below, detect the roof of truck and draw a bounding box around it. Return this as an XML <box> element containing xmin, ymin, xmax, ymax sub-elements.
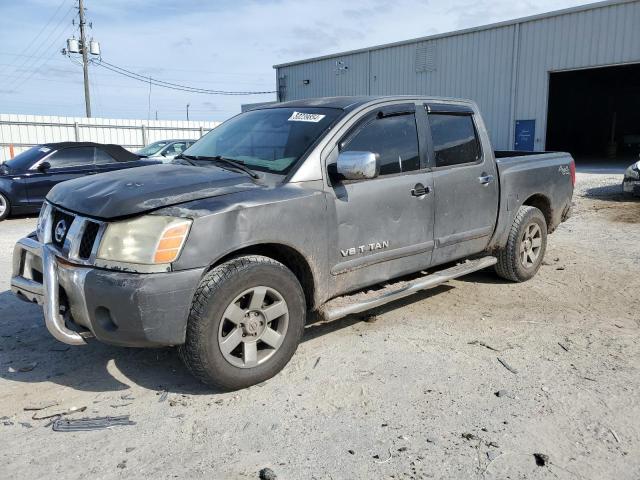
<box><xmin>254</xmin><ymin>95</ymin><xmax>474</xmax><ymax>112</ymax></box>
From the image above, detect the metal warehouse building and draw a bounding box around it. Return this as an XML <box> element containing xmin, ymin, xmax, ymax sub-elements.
<box><xmin>273</xmin><ymin>0</ymin><xmax>640</xmax><ymax>160</ymax></box>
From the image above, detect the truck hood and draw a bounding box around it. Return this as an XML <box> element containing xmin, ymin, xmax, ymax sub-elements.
<box><xmin>47</xmin><ymin>163</ymin><xmax>263</xmax><ymax>219</ymax></box>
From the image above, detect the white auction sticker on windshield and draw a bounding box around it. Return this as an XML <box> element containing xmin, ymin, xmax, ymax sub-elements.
<box><xmin>38</xmin><ymin>147</ymin><xmax>51</xmax><ymax>153</ymax></box>
<box><xmin>288</xmin><ymin>111</ymin><xmax>326</xmax><ymax>122</ymax></box>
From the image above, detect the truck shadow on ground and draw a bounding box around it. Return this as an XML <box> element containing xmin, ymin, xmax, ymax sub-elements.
<box><xmin>0</xmin><ymin>285</ymin><xmax>455</xmax><ymax>395</ymax></box>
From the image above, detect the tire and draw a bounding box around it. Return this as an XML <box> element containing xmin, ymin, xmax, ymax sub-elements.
<box><xmin>495</xmin><ymin>205</ymin><xmax>547</xmax><ymax>282</ymax></box>
<box><xmin>0</xmin><ymin>193</ymin><xmax>10</xmax><ymax>221</ymax></box>
<box><xmin>179</xmin><ymin>255</ymin><xmax>306</xmax><ymax>390</ymax></box>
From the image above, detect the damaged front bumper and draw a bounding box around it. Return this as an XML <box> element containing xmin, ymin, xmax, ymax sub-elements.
<box><xmin>11</xmin><ymin>235</ymin><xmax>204</xmax><ymax>347</ymax></box>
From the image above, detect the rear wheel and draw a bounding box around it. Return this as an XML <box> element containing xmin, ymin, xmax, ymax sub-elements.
<box><xmin>179</xmin><ymin>255</ymin><xmax>306</xmax><ymax>390</ymax></box>
<box><xmin>495</xmin><ymin>205</ymin><xmax>547</xmax><ymax>282</ymax></box>
<box><xmin>0</xmin><ymin>193</ymin><xmax>10</xmax><ymax>221</ymax></box>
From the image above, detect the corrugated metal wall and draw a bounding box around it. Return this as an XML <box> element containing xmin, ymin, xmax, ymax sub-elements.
<box><xmin>275</xmin><ymin>0</ymin><xmax>640</xmax><ymax>150</ymax></box>
<box><xmin>0</xmin><ymin>114</ymin><xmax>221</xmax><ymax>162</ymax></box>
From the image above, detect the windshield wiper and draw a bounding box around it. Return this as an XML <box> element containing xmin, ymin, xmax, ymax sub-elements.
<box><xmin>184</xmin><ymin>155</ymin><xmax>260</xmax><ymax>179</ymax></box>
<box><xmin>173</xmin><ymin>153</ymin><xmax>197</xmax><ymax>165</ymax></box>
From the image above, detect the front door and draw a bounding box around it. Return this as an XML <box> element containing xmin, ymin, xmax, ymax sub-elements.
<box><xmin>26</xmin><ymin>146</ymin><xmax>97</xmax><ymax>207</ymax></box>
<box><xmin>425</xmin><ymin>105</ymin><xmax>499</xmax><ymax>265</ymax></box>
<box><xmin>328</xmin><ymin>104</ymin><xmax>435</xmax><ymax>292</ymax></box>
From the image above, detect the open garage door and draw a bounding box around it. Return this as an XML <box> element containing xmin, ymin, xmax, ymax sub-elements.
<box><xmin>546</xmin><ymin>63</ymin><xmax>640</xmax><ymax>165</ymax></box>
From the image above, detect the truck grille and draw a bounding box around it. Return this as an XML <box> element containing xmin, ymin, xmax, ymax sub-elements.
<box><xmin>42</xmin><ymin>202</ymin><xmax>105</xmax><ymax>265</ymax></box>
<box><xmin>79</xmin><ymin>221</ymin><xmax>100</xmax><ymax>259</ymax></box>
<box><xmin>50</xmin><ymin>208</ymin><xmax>75</xmax><ymax>249</ymax></box>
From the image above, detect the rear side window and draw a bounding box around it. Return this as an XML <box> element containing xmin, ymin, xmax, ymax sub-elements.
<box><xmin>429</xmin><ymin>114</ymin><xmax>481</xmax><ymax>167</ymax></box>
<box><xmin>342</xmin><ymin>114</ymin><xmax>420</xmax><ymax>176</ymax></box>
<box><xmin>94</xmin><ymin>148</ymin><xmax>116</xmax><ymax>165</ymax></box>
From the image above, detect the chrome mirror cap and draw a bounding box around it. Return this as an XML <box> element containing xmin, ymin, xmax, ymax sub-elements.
<box><xmin>336</xmin><ymin>151</ymin><xmax>379</xmax><ymax>180</ymax></box>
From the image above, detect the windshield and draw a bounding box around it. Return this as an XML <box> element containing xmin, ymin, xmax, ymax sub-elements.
<box><xmin>4</xmin><ymin>145</ymin><xmax>51</xmax><ymax>171</ymax></box>
<box><xmin>137</xmin><ymin>141</ymin><xmax>170</xmax><ymax>156</ymax></box>
<box><xmin>183</xmin><ymin>107</ymin><xmax>342</xmax><ymax>174</ymax></box>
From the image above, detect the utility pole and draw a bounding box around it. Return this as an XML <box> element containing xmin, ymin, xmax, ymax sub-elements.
<box><xmin>78</xmin><ymin>0</ymin><xmax>91</xmax><ymax>117</ymax></box>
<box><xmin>186</xmin><ymin>103</ymin><xmax>190</xmax><ymax>121</ymax></box>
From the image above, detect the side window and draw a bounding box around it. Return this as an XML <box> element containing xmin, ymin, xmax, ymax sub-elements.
<box><xmin>167</xmin><ymin>142</ymin><xmax>187</xmax><ymax>155</ymax></box>
<box><xmin>429</xmin><ymin>114</ymin><xmax>481</xmax><ymax>167</ymax></box>
<box><xmin>94</xmin><ymin>148</ymin><xmax>116</xmax><ymax>165</ymax></box>
<box><xmin>46</xmin><ymin>147</ymin><xmax>95</xmax><ymax>168</ymax></box>
<box><xmin>342</xmin><ymin>114</ymin><xmax>420</xmax><ymax>176</ymax></box>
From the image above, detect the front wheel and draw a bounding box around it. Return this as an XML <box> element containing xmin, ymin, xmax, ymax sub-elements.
<box><xmin>495</xmin><ymin>205</ymin><xmax>548</xmax><ymax>282</ymax></box>
<box><xmin>0</xmin><ymin>193</ymin><xmax>10</xmax><ymax>221</ymax></box>
<box><xmin>179</xmin><ymin>255</ymin><xmax>306</xmax><ymax>390</ymax></box>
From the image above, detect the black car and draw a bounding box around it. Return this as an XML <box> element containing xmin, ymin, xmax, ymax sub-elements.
<box><xmin>0</xmin><ymin>142</ymin><xmax>158</xmax><ymax>220</ymax></box>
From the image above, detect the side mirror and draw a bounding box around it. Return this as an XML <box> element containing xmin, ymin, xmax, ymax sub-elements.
<box><xmin>336</xmin><ymin>151</ymin><xmax>379</xmax><ymax>180</ymax></box>
<box><xmin>37</xmin><ymin>161</ymin><xmax>51</xmax><ymax>172</ymax></box>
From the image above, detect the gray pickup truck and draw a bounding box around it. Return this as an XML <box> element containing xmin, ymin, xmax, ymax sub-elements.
<box><xmin>11</xmin><ymin>96</ymin><xmax>574</xmax><ymax>390</ymax></box>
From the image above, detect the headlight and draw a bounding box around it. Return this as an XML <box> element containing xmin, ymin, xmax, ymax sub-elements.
<box><xmin>97</xmin><ymin>215</ymin><xmax>192</xmax><ymax>265</ymax></box>
<box><xmin>36</xmin><ymin>202</ymin><xmax>51</xmax><ymax>242</ymax></box>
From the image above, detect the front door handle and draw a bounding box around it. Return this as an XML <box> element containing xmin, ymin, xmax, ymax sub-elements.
<box><xmin>411</xmin><ymin>183</ymin><xmax>431</xmax><ymax>197</ymax></box>
<box><xmin>478</xmin><ymin>173</ymin><xmax>494</xmax><ymax>185</ymax></box>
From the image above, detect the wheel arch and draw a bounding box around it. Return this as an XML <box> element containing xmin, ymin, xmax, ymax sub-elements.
<box><xmin>522</xmin><ymin>193</ymin><xmax>553</xmax><ymax>231</ymax></box>
<box><xmin>206</xmin><ymin>242</ymin><xmax>317</xmax><ymax>310</ymax></box>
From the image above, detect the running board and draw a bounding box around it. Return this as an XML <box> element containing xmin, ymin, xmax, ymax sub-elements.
<box><xmin>319</xmin><ymin>256</ymin><xmax>497</xmax><ymax>322</ymax></box>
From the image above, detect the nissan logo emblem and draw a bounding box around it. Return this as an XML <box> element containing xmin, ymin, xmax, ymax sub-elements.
<box><xmin>54</xmin><ymin>219</ymin><xmax>67</xmax><ymax>243</ymax></box>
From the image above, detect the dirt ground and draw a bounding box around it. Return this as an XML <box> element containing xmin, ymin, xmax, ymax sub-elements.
<box><xmin>0</xmin><ymin>170</ymin><xmax>638</xmax><ymax>480</ymax></box>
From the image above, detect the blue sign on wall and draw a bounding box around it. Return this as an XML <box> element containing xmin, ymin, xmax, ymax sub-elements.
<box><xmin>514</xmin><ymin>119</ymin><xmax>535</xmax><ymax>151</ymax></box>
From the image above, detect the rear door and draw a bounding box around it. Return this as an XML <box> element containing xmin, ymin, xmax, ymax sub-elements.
<box><xmin>327</xmin><ymin>103</ymin><xmax>435</xmax><ymax>291</ymax></box>
<box><xmin>25</xmin><ymin>147</ymin><xmax>97</xmax><ymax>207</ymax></box>
<box><xmin>425</xmin><ymin>104</ymin><xmax>499</xmax><ymax>265</ymax></box>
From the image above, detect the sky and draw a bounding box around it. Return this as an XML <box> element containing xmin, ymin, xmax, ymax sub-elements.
<box><xmin>0</xmin><ymin>0</ymin><xmax>592</xmax><ymax>122</ymax></box>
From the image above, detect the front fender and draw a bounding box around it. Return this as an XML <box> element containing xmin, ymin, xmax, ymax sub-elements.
<box><xmin>156</xmin><ymin>183</ymin><xmax>331</xmax><ymax>305</ymax></box>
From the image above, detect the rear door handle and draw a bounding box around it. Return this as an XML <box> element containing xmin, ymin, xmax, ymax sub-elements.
<box><xmin>411</xmin><ymin>183</ymin><xmax>431</xmax><ymax>196</ymax></box>
<box><xmin>478</xmin><ymin>174</ymin><xmax>494</xmax><ymax>185</ymax></box>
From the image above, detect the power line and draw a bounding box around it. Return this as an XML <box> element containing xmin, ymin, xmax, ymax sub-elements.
<box><xmin>92</xmin><ymin>58</ymin><xmax>276</xmax><ymax>96</ymax></box>
<box><xmin>4</xmin><ymin>3</ymin><xmax>76</xmax><ymax>90</ymax></box>
<box><xmin>3</xmin><ymin>0</ymin><xmax>70</xmax><ymax>70</ymax></box>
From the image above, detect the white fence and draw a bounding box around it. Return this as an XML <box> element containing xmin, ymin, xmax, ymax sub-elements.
<box><xmin>0</xmin><ymin>113</ymin><xmax>221</xmax><ymax>162</ymax></box>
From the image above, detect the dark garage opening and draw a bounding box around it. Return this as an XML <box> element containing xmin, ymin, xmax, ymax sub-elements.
<box><xmin>546</xmin><ymin>63</ymin><xmax>640</xmax><ymax>165</ymax></box>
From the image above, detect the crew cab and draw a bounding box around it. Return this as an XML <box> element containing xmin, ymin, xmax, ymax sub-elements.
<box><xmin>10</xmin><ymin>96</ymin><xmax>574</xmax><ymax>390</ymax></box>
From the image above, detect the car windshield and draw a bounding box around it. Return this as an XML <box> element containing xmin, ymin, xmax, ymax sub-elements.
<box><xmin>3</xmin><ymin>145</ymin><xmax>51</xmax><ymax>171</ymax></box>
<box><xmin>137</xmin><ymin>141</ymin><xmax>170</xmax><ymax>156</ymax></box>
<box><xmin>183</xmin><ymin>107</ymin><xmax>342</xmax><ymax>174</ymax></box>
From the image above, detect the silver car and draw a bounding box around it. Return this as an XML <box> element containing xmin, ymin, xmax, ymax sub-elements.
<box><xmin>137</xmin><ymin>139</ymin><xmax>195</xmax><ymax>163</ymax></box>
<box><xmin>623</xmin><ymin>158</ymin><xmax>640</xmax><ymax>196</ymax></box>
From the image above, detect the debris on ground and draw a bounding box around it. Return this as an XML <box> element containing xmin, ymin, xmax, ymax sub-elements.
<box><xmin>313</xmin><ymin>357</ymin><xmax>321</xmax><ymax>368</ymax></box>
<box><xmin>533</xmin><ymin>453</ymin><xmax>549</xmax><ymax>466</ymax></box>
<box><xmin>19</xmin><ymin>422</ymin><xmax>32</xmax><ymax>428</ymax></box>
<box><xmin>24</xmin><ymin>401</ymin><xmax>58</xmax><ymax>411</ymax></box>
<box><xmin>52</xmin><ymin>415</ymin><xmax>136</xmax><ymax>432</ymax></box>
<box><xmin>258</xmin><ymin>467</ymin><xmax>277</xmax><ymax>480</ymax></box>
<box><xmin>348</xmin><ymin>449</ymin><xmax>355</xmax><ymax>455</ymax></box>
<box><xmin>158</xmin><ymin>390</ymin><xmax>168</xmax><ymax>403</ymax></box>
<box><xmin>494</xmin><ymin>390</ymin><xmax>511</xmax><ymax>398</ymax></box>
<box><xmin>8</xmin><ymin>362</ymin><xmax>38</xmax><ymax>373</ymax></box>
<box><xmin>32</xmin><ymin>406</ymin><xmax>86</xmax><ymax>420</ymax></box>
<box><xmin>461</xmin><ymin>432</ymin><xmax>479</xmax><ymax>441</ymax></box>
<box><xmin>558</xmin><ymin>342</ymin><xmax>569</xmax><ymax>352</ymax></box>
<box><xmin>468</xmin><ymin>340</ymin><xmax>500</xmax><ymax>351</ymax></box>
<box><xmin>117</xmin><ymin>460</ymin><xmax>127</xmax><ymax>469</ymax></box>
<box><xmin>497</xmin><ymin>357</ymin><xmax>518</xmax><ymax>374</ymax></box>
<box><xmin>125</xmin><ymin>447</ymin><xmax>136</xmax><ymax>453</ymax></box>
<box><xmin>610</xmin><ymin>429</ymin><xmax>621</xmax><ymax>443</ymax></box>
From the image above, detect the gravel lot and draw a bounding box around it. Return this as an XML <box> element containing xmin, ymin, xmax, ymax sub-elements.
<box><xmin>0</xmin><ymin>170</ymin><xmax>639</xmax><ymax>479</ymax></box>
